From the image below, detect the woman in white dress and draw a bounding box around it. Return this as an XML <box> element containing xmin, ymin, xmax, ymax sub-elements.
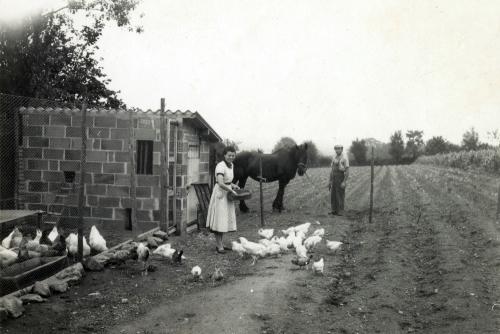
<box><xmin>206</xmin><ymin>146</ymin><xmax>240</xmax><ymax>253</ymax></box>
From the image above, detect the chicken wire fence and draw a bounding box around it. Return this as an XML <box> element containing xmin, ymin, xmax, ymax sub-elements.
<box><xmin>0</xmin><ymin>92</ymin><xmax>163</xmax><ymax>253</ymax></box>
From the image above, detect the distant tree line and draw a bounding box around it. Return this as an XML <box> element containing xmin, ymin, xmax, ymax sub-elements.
<box><xmin>348</xmin><ymin>127</ymin><xmax>498</xmax><ymax>166</ymax></box>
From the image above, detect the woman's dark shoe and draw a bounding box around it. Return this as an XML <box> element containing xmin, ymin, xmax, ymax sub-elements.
<box><xmin>216</xmin><ymin>247</ymin><xmax>226</xmax><ymax>254</ymax></box>
<box><xmin>223</xmin><ymin>246</ymin><xmax>232</xmax><ymax>251</ymax></box>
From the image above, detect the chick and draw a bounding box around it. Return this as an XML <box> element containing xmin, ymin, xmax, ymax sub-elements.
<box><xmin>326</xmin><ymin>240</ymin><xmax>343</xmax><ymax>252</ymax></box>
<box><xmin>291</xmin><ymin>255</ymin><xmax>313</xmax><ymax>270</ymax></box>
<box><xmin>258</xmin><ymin>228</ymin><xmax>274</xmax><ymax>240</ymax></box>
<box><xmin>172</xmin><ymin>249</ymin><xmax>184</xmax><ymax>264</ymax></box>
<box><xmin>135</xmin><ymin>242</ymin><xmax>150</xmax><ymax>276</ymax></box>
<box><xmin>212</xmin><ymin>266</ymin><xmax>224</xmax><ymax>282</ymax></box>
<box><xmin>191</xmin><ymin>265</ymin><xmax>202</xmax><ymax>281</ymax></box>
<box><xmin>312</xmin><ymin>258</ymin><xmax>324</xmax><ymax>275</ymax></box>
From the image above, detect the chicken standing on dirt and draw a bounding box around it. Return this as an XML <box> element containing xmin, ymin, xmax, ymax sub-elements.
<box><xmin>312</xmin><ymin>258</ymin><xmax>324</xmax><ymax>275</ymax></box>
<box><xmin>291</xmin><ymin>255</ymin><xmax>313</xmax><ymax>270</ymax></box>
<box><xmin>135</xmin><ymin>242</ymin><xmax>151</xmax><ymax>276</ymax></box>
<box><xmin>89</xmin><ymin>225</ymin><xmax>108</xmax><ymax>253</ymax></box>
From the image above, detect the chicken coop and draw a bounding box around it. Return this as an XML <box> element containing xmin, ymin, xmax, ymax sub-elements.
<box><xmin>12</xmin><ymin>104</ymin><xmax>221</xmax><ymax>236</ymax></box>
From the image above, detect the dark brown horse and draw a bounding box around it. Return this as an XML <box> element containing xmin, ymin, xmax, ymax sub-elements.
<box><xmin>233</xmin><ymin>144</ymin><xmax>308</xmax><ymax>213</ymax></box>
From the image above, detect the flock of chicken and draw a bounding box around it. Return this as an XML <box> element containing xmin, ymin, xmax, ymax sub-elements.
<box><xmin>1</xmin><ymin>221</ymin><xmax>342</xmax><ymax>284</ymax></box>
<box><xmin>229</xmin><ymin>221</ymin><xmax>343</xmax><ymax>275</ymax></box>
<box><xmin>0</xmin><ymin>225</ymin><xmax>108</xmax><ymax>268</ymax></box>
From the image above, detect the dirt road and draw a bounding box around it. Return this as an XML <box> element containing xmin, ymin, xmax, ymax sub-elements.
<box><xmin>2</xmin><ymin>165</ymin><xmax>500</xmax><ymax>334</ymax></box>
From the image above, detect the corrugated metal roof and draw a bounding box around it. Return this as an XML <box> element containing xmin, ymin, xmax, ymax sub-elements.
<box><xmin>19</xmin><ymin>107</ymin><xmax>222</xmax><ymax>142</ymax></box>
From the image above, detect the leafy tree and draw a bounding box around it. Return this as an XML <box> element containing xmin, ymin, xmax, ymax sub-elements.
<box><xmin>0</xmin><ymin>0</ymin><xmax>142</xmax><ymax>107</ymax></box>
<box><xmin>317</xmin><ymin>154</ymin><xmax>332</xmax><ymax>167</ymax></box>
<box><xmin>272</xmin><ymin>137</ymin><xmax>297</xmax><ymax>153</ymax></box>
<box><xmin>405</xmin><ymin>130</ymin><xmax>424</xmax><ymax>161</ymax></box>
<box><xmin>349</xmin><ymin>138</ymin><xmax>368</xmax><ymax>165</ymax></box>
<box><xmin>462</xmin><ymin>127</ymin><xmax>480</xmax><ymax>151</ymax></box>
<box><xmin>487</xmin><ymin>129</ymin><xmax>500</xmax><ymax>147</ymax></box>
<box><xmin>389</xmin><ymin>131</ymin><xmax>405</xmax><ymax>163</ymax></box>
<box><xmin>425</xmin><ymin>136</ymin><xmax>448</xmax><ymax>155</ymax></box>
<box><xmin>303</xmin><ymin>140</ymin><xmax>319</xmax><ymax>166</ymax></box>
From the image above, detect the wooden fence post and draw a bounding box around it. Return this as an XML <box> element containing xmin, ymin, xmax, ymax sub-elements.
<box><xmin>160</xmin><ymin>98</ymin><xmax>167</xmax><ymax>232</ymax></box>
<box><xmin>173</xmin><ymin>122</ymin><xmax>179</xmax><ymax>235</ymax></box>
<box><xmin>77</xmin><ymin>100</ymin><xmax>87</xmax><ymax>262</ymax></box>
<box><xmin>369</xmin><ymin>146</ymin><xmax>374</xmax><ymax>224</ymax></box>
<box><xmin>128</xmin><ymin>110</ymin><xmax>137</xmax><ymax>230</ymax></box>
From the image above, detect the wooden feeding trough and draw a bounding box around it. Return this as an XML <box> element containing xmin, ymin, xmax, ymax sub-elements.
<box><xmin>0</xmin><ymin>255</ymin><xmax>68</xmax><ymax>296</ymax></box>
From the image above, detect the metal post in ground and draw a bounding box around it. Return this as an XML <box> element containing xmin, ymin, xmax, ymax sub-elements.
<box><xmin>259</xmin><ymin>150</ymin><xmax>265</xmax><ymax>227</ymax></box>
<box><xmin>77</xmin><ymin>100</ymin><xmax>88</xmax><ymax>262</ymax></box>
<box><xmin>369</xmin><ymin>146</ymin><xmax>374</xmax><ymax>224</ymax></box>
<box><xmin>496</xmin><ymin>183</ymin><xmax>500</xmax><ymax>222</ymax></box>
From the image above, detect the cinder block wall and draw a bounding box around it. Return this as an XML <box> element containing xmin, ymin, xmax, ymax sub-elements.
<box><xmin>19</xmin><ymin>108</ymin><xmax>215</xmax><ymax>231</ymax></box>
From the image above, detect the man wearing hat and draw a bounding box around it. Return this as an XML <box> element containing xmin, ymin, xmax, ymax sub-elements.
<box><xmin>328</xmin><ymin>144</ymin><xmax>349</xmax><ymax>215</ymax></box>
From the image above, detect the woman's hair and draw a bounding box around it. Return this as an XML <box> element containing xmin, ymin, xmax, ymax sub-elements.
<box><xmin>223</xmin><ymin>146</ymin><xmax>236</xmax><ymax>155</ymax></box>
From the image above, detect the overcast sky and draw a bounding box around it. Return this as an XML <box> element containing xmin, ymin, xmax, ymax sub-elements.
<box><xmin>2</xmin><ymin>0</ymin><xmax>500</xmax><ymax>153</ymax></box>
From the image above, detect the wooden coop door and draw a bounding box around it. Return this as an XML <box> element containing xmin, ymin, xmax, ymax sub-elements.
<box><xmin>187</xmin><ymin>144</ymin><xmax>200</xmax><ymax>224</ymax></box>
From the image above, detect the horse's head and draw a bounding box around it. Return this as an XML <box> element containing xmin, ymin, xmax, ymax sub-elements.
<box><xmin>294</xmin><ymin>143</ymin><xmax>308</xmax><ymax>176</ymax></box>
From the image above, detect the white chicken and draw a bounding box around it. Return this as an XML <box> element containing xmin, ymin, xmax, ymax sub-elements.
<box><xmin>9</xmin><ymin>228</ymin><xmax>23</xmax><ymax>249</ymax></box>
<box><xmin>135</xmin><ymin>242</ymin><xmax>150</xmax><ymax>276</ymax></box>
<box><xmin>48</xmin><ymin>226</ymin><xmax>59</xmax><ymax>244</ymax></box>
<box><xmin>281</xmin><ymin>227</ymin><xmax>294</xmax><ymax>236</ymax></box>
<box><xmin>304</xmin><ymin>235</ymin><xmax>322</xmax><ymax>250</ymax></box>
<box><xmin>26</xmin><ymin>229</ymin><xmax>42</xmax><ymax>251</ymax></box>
<box><xmin>295</xmin><ymin>244</ymin><xmax>308</xmax><ymax>259</ymax></box>
<box><xmin>258</xmin><ymin>228</ymin><xmax>274</xmax><ymax>240</ymax></box>
<box><xmin>264</xmin><ymin>243</ymin><xmax>281</xmax><ymax>257</ymax></box>
<box><xmin>326</xmin><ymin>240</ymin><xmax>343</xmax><ymax>252</ymax></box>
<box><xmin>1</xmin><ymin>228</ymin><xmax>16</xmax><ymax>248</ymax></box>
<box><xmin>291</xmin><ymin>232</ymin><xmax>305</xmax><ymax>250</ymax></box>
<box><xmin>293</xmin><ymin>222</ymin><xmax>311</xmax><ymax>235</ymax></box>
<box><xmin>271</xmin><ymin>236</ymin><xmax>289</xmax><ymax>252</ymax></box>
<box><xmin>153</xmin><ymin>243</ymin><xmax>176</xmax><ymax>259</ymax></box>
<box><xmin>312</xmin><ymin>258</ymin><xmax>324</xmax><ymax>275</ymax></box>
<box><xmin>89</xmin><ymin>225</ymin><xmax>108</xmax><ymax>253</ymax></box>
<box><xmin>258</xmin><ymin>238</ymin><xmax>273</xmax><ymax>247</ymax></box>
<box><xmin>0</xmin><ymin>247</ymin><xmax>18</xmax><ymax>268</ymax></box>
<box><xmin>312</xmin><ymin>228</ymin><xmax>325</xmax><ymax>237</ymax></box>
<box><xmin>231</xmin><ymin>241</ymin><xmax>246</xmax><ymax>258</ymax></box>
<box><xmin>239</xmin><ymin>237</ymin><xmax>266</xmax><ymax>265</ymax></box>
<box><xmin>191</xmin><ymin>265</ymin><xmax>202</xmax><ymax>280</ymax></box>
<box><xmin>66</xmin><ymin>233</ymin><xmax>91</xmax><ymax>257</ymax></box>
